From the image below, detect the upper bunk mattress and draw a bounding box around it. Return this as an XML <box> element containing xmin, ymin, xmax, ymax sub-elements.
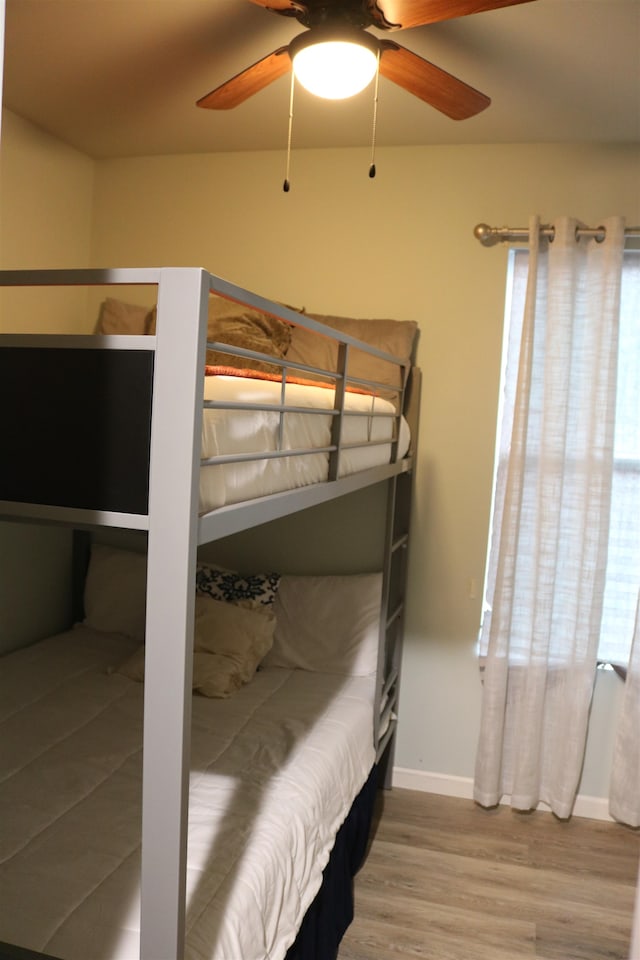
<box><xmin>0</xmin><ymin>627</ymin><xmax>376</xmax><ymax>960</ymax></box>
<box><xmin>200</xmin><ymin>373</ymin><xmax>410</xmax><ymax>514</ymax></box>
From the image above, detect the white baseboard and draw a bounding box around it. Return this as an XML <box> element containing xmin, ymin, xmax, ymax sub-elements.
<box><xmin>391</xmin><ymin>766</ymin><xmax>614</xmax><ymax>822</ymax></box>
<box><xmin>392</xmin><ymin>768</ymin><xmax>475</xmax><ymax>799</ymax></box>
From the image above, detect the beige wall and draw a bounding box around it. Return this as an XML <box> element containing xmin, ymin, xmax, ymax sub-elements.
<box><xmin>90</xmin><ymin>141</ymin><xmax>640</xmax><ymax>801</ymax></box>
<box><xmin>2</xmin><ymin>105</ymin><xmax>640</xmax><ymax>800</ymax></box>
<box><xmin>0</xmin><ymin>109</ymin><xmax>95</xmax><ymax>331</ymax></box>
<box><xmin>0</xmin><ymin>110</ymin><xmax>92</xmax><ymax>648</ymax></box>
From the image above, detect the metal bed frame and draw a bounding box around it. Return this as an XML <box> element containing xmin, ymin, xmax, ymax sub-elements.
<box><xmin>0</xmin><ymin>267</ymin><xmax>419</xmax><ymax>960</ymax></box>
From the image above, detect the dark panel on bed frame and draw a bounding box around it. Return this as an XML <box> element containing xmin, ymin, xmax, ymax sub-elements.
<box><xmin>0</xmin><ymin>348</ymin><xmax>153</xmax><ymax>515</ymax></box>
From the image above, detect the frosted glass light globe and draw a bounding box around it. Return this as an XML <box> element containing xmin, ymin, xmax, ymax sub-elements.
<box><xmin>291</xmin><ymin>36</ymin><xmax>378</xmax><ymax>100</ymax></box>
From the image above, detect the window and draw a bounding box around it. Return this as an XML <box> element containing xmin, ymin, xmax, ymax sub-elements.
<box><xmin>480</xmin><ymin>246</ymin><xmax>640</xmax><ymax>667</ymax></box>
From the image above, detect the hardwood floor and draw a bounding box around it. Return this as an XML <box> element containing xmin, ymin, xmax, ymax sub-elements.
<box><xmin>339</xmin><ymin>789</ymin><xmax>639</xmax><ymax>960</ymax></box>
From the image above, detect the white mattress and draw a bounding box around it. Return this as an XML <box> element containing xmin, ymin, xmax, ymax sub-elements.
<box><xmin>0</xmin><ymin>627</ymin><xmax>376</xmax><ymax>960</ymax></box>
<box><xmin>199</xmin><ymin>375</ymin><xmax>410</xmax><ymax>514</ymax></box>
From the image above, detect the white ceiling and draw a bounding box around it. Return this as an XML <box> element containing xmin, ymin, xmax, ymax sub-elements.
<box><xmin>3</xmin><ymin>0</ymin><xmax>640</xmax><ymax>159</ymax></box>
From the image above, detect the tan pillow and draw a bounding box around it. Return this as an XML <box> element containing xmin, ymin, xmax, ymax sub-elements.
<box><xmin>146</xmin><ymin>293</ymin><xmax>292</xmax><ymax>374</ymax></box>
<box><xmin>95</xmin><ymin>298</ymin><xmax>150</xmax><ymax>335</ymax></box>
<box><xmin>287</xmin><ymin>314</ymin><xmax>418</xmax><ymax>401</ymax></box>
<box><xmin>193</xmin><ymin>595</ymin><xmax>275</xmax><ymax>685</ymax></box>
<box><xmin>118</xmin><ymin>595</ymin><xmax>276</xmax><ymax>698</ymax></box>
<box><xmin>117</xmin><ymin>646</ymin><xmax>146</xmax><ymax>682</ymax></box>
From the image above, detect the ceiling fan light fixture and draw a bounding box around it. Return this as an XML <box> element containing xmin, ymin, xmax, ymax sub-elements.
<box><xmin>289</xmin><ymin>30</ymin><xmax>379</xmax><ymax>100</ymax></box>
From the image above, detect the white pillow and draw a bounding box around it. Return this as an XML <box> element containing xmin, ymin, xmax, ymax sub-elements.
<box><xmin>83</xmin><ymin>543</ymin><xmax>147</xmax><ymax>641</ymax></box>
<box><xmin>263</xmin><ymin>573</ymin><xmax>382</xmax><ymax>676</ymax></box>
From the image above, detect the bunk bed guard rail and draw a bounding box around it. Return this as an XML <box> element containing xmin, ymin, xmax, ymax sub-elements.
<box><xmin>0</xmin><ymin>267</ymin><xmax>413</xmax><ymax>539</ymax></box>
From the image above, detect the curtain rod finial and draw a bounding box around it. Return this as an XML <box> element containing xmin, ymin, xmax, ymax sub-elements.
<box><xmin>474</xmin><ymin>223</ymin><xmax>500</xmax><ymax>247</ymax></box>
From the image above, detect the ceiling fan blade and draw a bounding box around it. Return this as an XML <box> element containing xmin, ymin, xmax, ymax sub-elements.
<box><xmin>375</xmin><ymin>0</ymin><xmax>536</xmax><ymax>31</ymax></box>
<box><xmin>197</xmin><ymin>47</ymin><xmax>291</xmax><ymax>109</ymax></box>
<box><xmin>379</xmin><ymin>40</ymin><xmax>490</xmax><ymax>119</ymax></box>
<box><xmin>246</xmin><ymin>0</ymin><xmax>308</xmax><ymax>13</ymax></box>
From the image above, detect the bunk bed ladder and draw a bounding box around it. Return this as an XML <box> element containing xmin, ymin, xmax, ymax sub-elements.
<box><xmin>375</xmin><ymin>367</ymin><xmax>421</xmax><ymax>790</ymax></box>
<box><xmin>374</xmin><ymin>471</ymin><xmax>414</xmax><ymax>789</ymax></box>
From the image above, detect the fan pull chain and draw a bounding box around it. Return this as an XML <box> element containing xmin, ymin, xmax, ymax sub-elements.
<box><xmin>283</xmin><ymin>71</ymin><xmax>295</xmax><ymax>192</ymax></box>
<box><xmin>369</xmin><ymin>50</ymin><xmax>381</xmax><ymax>179</ymax></box>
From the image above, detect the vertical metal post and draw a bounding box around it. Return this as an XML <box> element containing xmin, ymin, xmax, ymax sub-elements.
<box><xmin>140</xmin><ymin>268</ymin><xmax>209</xmax><ymax>959</ymax></box>
<box><xmin>374</xmin><ymin>474</ymin><xmax>397</xmax><ymax>751</ymax></box>
<box><xmin>328</xmin><ymin>342</ymin><xmax>348</xmax><ymax>481</ymax></box>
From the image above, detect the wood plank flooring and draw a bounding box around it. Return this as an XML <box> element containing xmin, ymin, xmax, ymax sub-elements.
<box><xmin>339</xmin><ymin>789</ymin><xmax>639</xmax><ymax>960</ymax></box>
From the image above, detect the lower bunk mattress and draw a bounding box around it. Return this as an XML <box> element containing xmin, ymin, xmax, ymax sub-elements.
<box><xmin>0</xmin><ymin>627</ymin><xmax>376</xmax><ymax>960</ymax></box>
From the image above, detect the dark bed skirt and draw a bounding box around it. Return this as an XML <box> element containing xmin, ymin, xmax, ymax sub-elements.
<box><xmin>0</xmin><ymin>765</ymin><xmax>378</xmax><ymax>960</ymax></box>
<box><xmin>284</xmin><ymin>763</ymin><xmax>378</xmax><ymax>960</ymax></box>
<box><xmin>0</xmin><ymin>946</ymin><xmax>61</xmax><ymax>960</ymax></box>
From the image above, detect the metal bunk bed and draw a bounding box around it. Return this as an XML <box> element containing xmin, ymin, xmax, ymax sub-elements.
<box><xmin>0</xmin><ymin>266</ymin><xmax>420</xmax><ymax>960</ymax></box>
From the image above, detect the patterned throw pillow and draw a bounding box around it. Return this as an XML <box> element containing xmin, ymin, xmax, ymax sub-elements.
<box><xmin>195</xmin><ymin>563</ymin><xmax>280</xmax><ymax>610</ymax></box>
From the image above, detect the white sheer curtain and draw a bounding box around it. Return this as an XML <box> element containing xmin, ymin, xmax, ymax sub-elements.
<box><xmin>607</xmin><ymin>247</ymin><xmax>640</xmax><ymax>827</ymax></box>
<box><xmin>474</xmin><ymin>215</ymin><xmax>626</xmax><ymax>819</ymax></box>
<box><xmin>610</xmin><ymin>593</ymin><xmax>640</xmax><ymax>826</ymax></box>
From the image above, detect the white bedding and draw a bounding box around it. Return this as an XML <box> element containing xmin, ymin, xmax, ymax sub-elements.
<box><xmin>199</xmin><ymin>375</ymin><xmax>410</xmax><ymax>514</ymax></box>
<box><xmin>0</xmin><ymin>627</ymin><xmax>376</xmax><ymax>960</ymax></box>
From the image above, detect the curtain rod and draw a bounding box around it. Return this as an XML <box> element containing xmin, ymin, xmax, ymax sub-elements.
<box><xmin>474</xmin><ymin>222</ymin><xmax>640</xmax><ymax>247</ymax></box>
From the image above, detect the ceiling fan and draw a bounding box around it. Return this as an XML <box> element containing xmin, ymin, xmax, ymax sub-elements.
<box><xmin>196</xmin><ymin>0</ymin><xmax>536</xmax><ymax>120</ymax></box>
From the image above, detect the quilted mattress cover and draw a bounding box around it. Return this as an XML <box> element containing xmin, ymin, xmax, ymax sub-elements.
<box><xmin>0</xmin><ymin>627</ymin><xmax>376</xmax><ymax>960</ymax></box>
<box><xmin>199</xmin><ymin>375</ymin><xmax>410</xmax><ymax>514</ymax></box>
